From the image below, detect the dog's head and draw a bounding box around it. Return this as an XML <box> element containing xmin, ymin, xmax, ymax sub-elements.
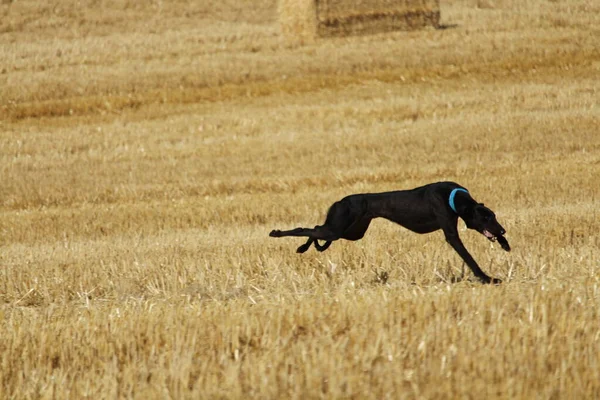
<box><xmin>463</xmin><ymin>203</ymin><xmax>510</xmax><ymax>251</ymax></box>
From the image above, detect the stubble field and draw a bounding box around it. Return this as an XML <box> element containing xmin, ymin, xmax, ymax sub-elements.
<box><xmin>1</xmin><ymin>0</ymin><xmax>600</xmax><ymax>398</ymax></box>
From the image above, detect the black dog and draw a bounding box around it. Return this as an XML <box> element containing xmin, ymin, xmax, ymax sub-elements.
<box><xmin>270</xmin><ymin>181</ymin><xmax>510</xmax><ymax>284</ymax></box>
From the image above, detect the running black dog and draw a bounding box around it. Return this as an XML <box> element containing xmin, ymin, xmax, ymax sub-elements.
<box><xmin>270</xmin><ymin>181</ymin><xmax>510</xmax><ymax>284</ymax></box>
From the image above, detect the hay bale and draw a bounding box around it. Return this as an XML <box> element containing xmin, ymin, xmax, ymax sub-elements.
<box><xmin>317</xmin><ymin>0</ymin><xmax>439</xmax><ymax>18</ymax></box>
<box><xmin>278</xmin><ymin>0</ymin><xmax>318</xmax><ymax>43</ymax></box>
<box><xmin>279</xmin><ymin>0</ymin><xmax>440</xmax><ymax>42</ymax></box>
<box><xmin>317</xmin><ymin>0</ymin><xmax>440</xmax><ymax>37</ymax></box>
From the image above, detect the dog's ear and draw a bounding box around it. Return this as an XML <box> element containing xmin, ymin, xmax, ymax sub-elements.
<box><xmin>475</xmin><ymin>204</ymin><xmax>497</xmax><ymax>221</ymax></box>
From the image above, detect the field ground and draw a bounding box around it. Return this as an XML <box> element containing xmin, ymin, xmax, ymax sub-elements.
<box><xmin>1</xmin><ymin>0</ymin><xmax>600</xmax><ymax>398</ymax></box>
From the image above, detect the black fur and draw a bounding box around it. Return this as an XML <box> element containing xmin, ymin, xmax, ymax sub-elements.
<box><xmin>270</xmin><ymin>181</ymin><xmax>510</xmax><ymax>284</ymax></box>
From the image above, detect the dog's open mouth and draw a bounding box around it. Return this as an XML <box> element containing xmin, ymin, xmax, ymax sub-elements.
<box><xmin>483</xmin><ymin>230</ymin><xmax>511</xmax><ymax>251</ymax></box>
<box><xmin>483</xmin><ymin>229</ymin><xmax>497</xmax><ymax>241</ymax></box>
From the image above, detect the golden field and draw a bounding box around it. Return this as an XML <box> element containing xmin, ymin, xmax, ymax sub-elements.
<box><xmin>1</xmin><ymin>0</ymin><xmax>600</xmax><ymax>398</ymax></box>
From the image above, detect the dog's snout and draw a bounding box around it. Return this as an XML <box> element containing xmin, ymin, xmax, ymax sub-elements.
<box><xmin>500</xmin><ymin>228</ymin><xmax>506</xmax><ymax>235</ymax></box>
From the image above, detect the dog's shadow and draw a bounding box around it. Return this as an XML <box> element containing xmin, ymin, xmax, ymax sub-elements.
<box><xmin>436</xmin><ymin>23</ymin><xmax>459</xmax><ymax>30</ymax></box>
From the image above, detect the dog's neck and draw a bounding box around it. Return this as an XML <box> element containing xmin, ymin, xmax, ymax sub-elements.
<box><xmin>449</xmin><ymin>188</ymin><xmax>477</xmax><ymax>216</ymax></box>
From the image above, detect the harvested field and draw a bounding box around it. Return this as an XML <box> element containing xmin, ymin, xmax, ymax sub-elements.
<box><xmin>1</xmin><ymin>0</ymin><xmax>600</xmax><ymax>398</ymax></box>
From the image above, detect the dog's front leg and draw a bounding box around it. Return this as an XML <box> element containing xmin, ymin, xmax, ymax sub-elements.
<box><xmin>443</xmin><ymin>230</ymin><xmax>501</xmax><ymax>284</ymax></box>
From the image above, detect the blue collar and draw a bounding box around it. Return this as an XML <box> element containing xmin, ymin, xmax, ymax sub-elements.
<box><xmin>449</xmin><ymin>188</ymin><xmax>469</xmax><ymax>214</ymax></box>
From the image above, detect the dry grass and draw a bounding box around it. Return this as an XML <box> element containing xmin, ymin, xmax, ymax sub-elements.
<box><xmin>1</xmin><ymin>0</ymin><xmax>600</xmax><ymax>398</ymax></box>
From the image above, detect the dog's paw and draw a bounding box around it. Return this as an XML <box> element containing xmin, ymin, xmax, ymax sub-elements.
<box><xmin>480</xmin><ymin>276</ymin><xmax>502</xmax><ymax>285</ymax></box>
<box><xmin>296</xmin><ymin>244</ymin><xmax>310</xmax><ymax>253</ymax></box>
<box><xmin>269</xmin><ymin>229</ymin><xmax>282</xmax><ymax>237</ymax></box>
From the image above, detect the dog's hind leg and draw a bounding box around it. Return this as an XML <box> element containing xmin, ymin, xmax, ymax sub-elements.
<box><xmin>341</xmin><ymin>215</ymin><xmax>372</xmax><ymax>241</ymax></box>
<box><xmin>295</xmin><ymin>214</ymin><xmax>368</xmax><ymax>253</ymax></box>
<box><xmin>296</xmin><ymin>238</ymin><xmax>314</xmax><ymax>253</ymax></box>
<box><xmin>295</xmin><ymin>238</ymin><xmax>331</xmax><ymax>253</ymax></box>
<box><xmin>270</xmin><ymin>197</ymin><xmax>364</xmax><ymax>252</ymax></box>
<box><xmin>270</xmin><ymin>227</ymin><xmax>308</xmax><ymax>237</ymax></box>
<box><xmin>296</xmin><ymin>238</ymin><xmax>332</xmax><ymax>253</ymax></box>
<box><xmin>314</xmin><ymin>240</ymin><xmax>332</xmax><ymax>252</ymax></box>
<box><xmin>270</xmin><ymin>226</ymin><xmax>338</xmax><ymax>240</ymax></box>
